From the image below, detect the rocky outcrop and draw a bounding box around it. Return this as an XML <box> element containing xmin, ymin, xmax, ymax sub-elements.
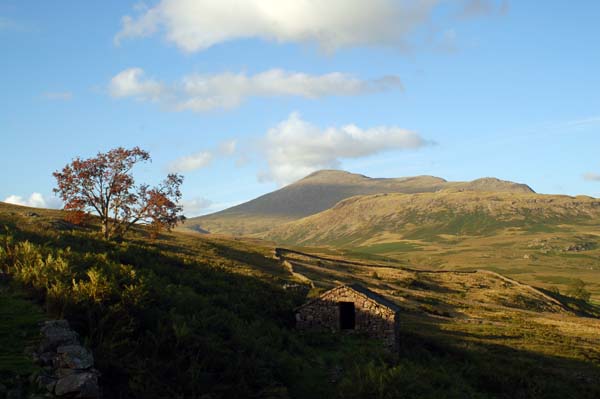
<box><xmin>32</xmin><ymin>320</ymin><xmax>100</xmax><ymax>398</ymax></box>
<box><xmin>564</xmin><ymin>242</ymin><xmax>596</xmax><ymax>252</ymax></box>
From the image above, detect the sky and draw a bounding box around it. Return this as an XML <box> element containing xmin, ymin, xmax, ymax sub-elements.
<box><xmin>1</xmin><ymin>1</ymin><xmax>599</xmax><ymax>216</ymax></box>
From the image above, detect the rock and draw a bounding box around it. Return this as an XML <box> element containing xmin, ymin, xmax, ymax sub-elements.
<box><xmin>38</xmin><ymin>321</ymin><xmax>79</xmax><ymax>353</ymax></box>
<box><xmin>565</xmin><ymin>242</ymin><xmax>595</xmax><ymax>252</ymax></box>
<box><xmin>34</xmin><ymin>320</ymin><xmax>100</xmax><ymax>398</ymax></box>
<box><xmin>55</xmin><ymin>368</ymin><xmax>79</xmax><ymax>378</ymax></box>
<box><xmin>35</xmin><ymin>374</ymin><xmax>57</xmax><ymax>393</ymax></box>
<box><xmin>56</xmin><ymin>345</ymin><xmax>94</xmax><ymax>370</ymax></box>
<box><xmin>36</xmin><ymin>352</ymin><xmax>56</xmax><ymax>367</ymax></box>
<box><xmin>54</xmin><ymin>373</ymin><xmax>99</xmax><ymax>398</ymax></box>
<box><xmin>51</xmin><ymin>220</ymin><xmax>80</xmax><ymax>231</ymax></box>
<box><xmin>40</xmin><ymin>320</ymin><xmax>70</xmax><ymax>331</ymax></box>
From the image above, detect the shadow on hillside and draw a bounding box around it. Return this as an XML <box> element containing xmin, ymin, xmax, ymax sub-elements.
<box><xmin>1</xmin><ymin>220</ymin><xmax>317</xmax><ymax>398</ymax></box>
<box><xmin>537</xmin><ymin>286</ymin><xmax>600</xmax><ymax>318</ymax></box>
<box><xmin>393</xmin><ymin>309</ymin><xmax>600</xmax><ymax>398</ymax></box>
<box><xmin>208</xmin><ymin>240</ymin><xmax>288</xmax><ymax>277</ymax></box>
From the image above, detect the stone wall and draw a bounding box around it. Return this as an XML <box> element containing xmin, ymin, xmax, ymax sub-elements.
<box><xmin>295</xmin><ymin>286</ymin><xmax>399</xmax><ymax>349</ymax></box>
<box><xmin>32</xmin><ymin>320</ymin><xmax>101</xmax><ymax>398</ymax></box>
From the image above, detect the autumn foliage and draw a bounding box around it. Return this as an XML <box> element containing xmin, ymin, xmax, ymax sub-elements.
<box><xmin>53</xmin><ymin>147</ymin><xmax>185</xmax><ymax>239</ymax></box>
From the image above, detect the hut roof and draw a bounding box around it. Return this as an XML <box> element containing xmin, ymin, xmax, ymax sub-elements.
<box><xmin>296</xmin><ymin>283</ymin><xmax>400</xmax><ymax>312</ymax></box>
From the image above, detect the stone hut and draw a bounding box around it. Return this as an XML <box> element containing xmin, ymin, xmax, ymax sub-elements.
<box><xmin>295</xmin><ymin>284</ymin><xmax>400</xmax><ymax>349</ymax></box>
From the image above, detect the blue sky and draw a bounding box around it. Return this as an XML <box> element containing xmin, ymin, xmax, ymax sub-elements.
<box><xmin>1</xmin><ymin>1</ymin><xmax>599</xmax><ymax>216</ymax></box>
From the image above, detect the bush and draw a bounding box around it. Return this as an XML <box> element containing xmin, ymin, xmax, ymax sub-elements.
<box><xmin>567</xmin><ymin>279</ymin><xmax>591</xmax><ymax>302</ymax></box>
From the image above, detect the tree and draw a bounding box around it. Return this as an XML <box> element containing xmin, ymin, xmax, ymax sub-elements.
<box><xmin>566</xmin><ymin>279</ymin><xmax>591</xmax><ymax>302</ymax></box>
<box><xmin>53</xmin><ymin>147</ymin><xmax>185</xmax><ymax>239</ymax></box>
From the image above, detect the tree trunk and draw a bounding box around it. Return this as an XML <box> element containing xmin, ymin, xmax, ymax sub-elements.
<box><xmin>102</xmin><ymin>218</ymin><xmax>110</xmax><ymax>240</ymax></box>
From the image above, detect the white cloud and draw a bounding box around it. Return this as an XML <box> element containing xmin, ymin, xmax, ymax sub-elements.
<box><xmin>181</xmin><ymin>197</ymin><xmax>213</xmax><ymax>217</ymax></box>
<box><xmin>218</xmin><ymin>140</ymin><xmax>237</xmax><ymax>155</ymax></box>
<box><xmin>109</xmin><ymin>67</ymin><xmax>165</xmax><ymax>101</ymax></box>
<box><xmin>0</xmin><ymin>17</ymin><xmax>14</xmax><ymax>30</ymax></box>
<box><xmin>565</xmin><ymin>116</ymin><xmax>600</xmax><ymax>128</ymax></box>
<box><xmin>169</xmin><ymin>139</ymin><xmax>238</xmax><ymax>173</ymax></box>
<box><xmin>42</xmin><ymin>91</ymin><xmax>73</xmax><ymax>101</ymax></box>
<box><xmin>4</xmin><ymin>193</ymin><xmax>62</xmax><ymax>209</ymax></box>
<box><xmin>0</xmin><ymin>16</ymin><xmax>30</xmax><ymax>32</ymax></box>
<box><xmin>583</xmin><ymin>173</ymin><xmax>600</xmax><ymax>182</ymax></box>
<box><xmin>168</xmin><ymin>151</ymin><xmax>213</xmax><ymax>173</ymax></box>
<box><xmin>260</xmin><ymin>112</ymin><xmax>429</xmax><ymax>186</ymax></box>
<box><xmin>109</xmin><ymin>67</ymin><xmax>401</xmax><ymax>111</ymax></box>
<box><xmin>435</xmin><ymin>29</ymin><xmax>459</xmax><ymax>53</ymax></box>
<box><xmin>459</xmin><ymin>0</ymin><xmax>508</xmax><ymax>18</ymax></box>
<box><xmin>115</xmin><ymin>0</ymin><xmax>442</xmax><ymax>53</ymax></box>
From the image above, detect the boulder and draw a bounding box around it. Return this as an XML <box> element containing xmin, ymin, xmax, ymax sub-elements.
<box><xmin>39</xmin><ymin>321</ymin><xmax>79</xmax><ymax>353</ymax></box>
<box><xmin>35</xmin><ymin>374</ymin><xmax>57</xmax><ymax>393</ymax></box>
<box><xmin>56</xmin><ymin>345</ymin><xmax>94</xmax><ymax>370</ymax></box>
<box><xmin>41</xmin><ymin>320</ymin><xmax>70</xmax><ymax>331</ymax></box>
<box><xmin>36</xmin><ymin>351</ymin><xmax>57</xmax><ymax>366</ymax></box>
<box><xmin>56</xmin><ymin>368</ymin><xmax>79</xmax><ymax>378</ymax></box>
<box><xmin>54</xmin><ymin>372</ymin><xmax>99</xmax><ymax>398</ymax></box>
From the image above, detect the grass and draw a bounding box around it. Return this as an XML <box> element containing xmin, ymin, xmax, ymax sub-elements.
<box><xmin>0</xmin><ymin>202</ymin><xmax>394</xmax><ymax>398</ymax></box>
<box><xmin>534</xmin><ymin>275</ymin><xmax>580</xmax><ymax>285</ymax></box>
<box><xmin>260</xmin><ymin>191</ymin><xmax>600</xmax><ymax>301</ymax></box>
<box><xmin>277</xmin><ymin>248</ymin><xmax>600</xmax><ymax>398</ymax></box>
<box><xmin>287</xmin><ymin>226</ymin><xmax>600</xmax><ymax>300</ymax></box>
<box><xmin>0</xmin><ymin>282</ymin><xmax>43</xmax><ymax>380</ymax></box>
<box><xmin>3</xmin><ymin>201</ymin><xmax>600</xmax><ymax>398</ymax></box>
<box><xmin>355</xmin><ymin>241</ymin><xmax>424</xmax><ymax>254</ymax></box>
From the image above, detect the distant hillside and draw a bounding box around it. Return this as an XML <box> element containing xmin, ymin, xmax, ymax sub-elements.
<box><xmin>183</xmin><ymin>170</ymin><xmax>534</xmax><ymax>235</ymax></box>
<box><xmin>263</xmin><ymin>191</ymin><xmax>600</xmax><ymax>246</ymax></box>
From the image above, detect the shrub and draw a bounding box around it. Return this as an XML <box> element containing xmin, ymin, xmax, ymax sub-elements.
<box><xmin>567</xmin><ymin>279</ymin><xmax>591</xmax><ymax>302</ymax></box>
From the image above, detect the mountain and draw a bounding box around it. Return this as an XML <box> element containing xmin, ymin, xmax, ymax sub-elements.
<box><xmin>183</xmin><ymin>170</ymin><xmax>534</xmax><ymax>235</ymax></box>
<box><xmin>262</xmin><ymin>191</ymin><xmax>600</xmax><ymax>247</ymax></box>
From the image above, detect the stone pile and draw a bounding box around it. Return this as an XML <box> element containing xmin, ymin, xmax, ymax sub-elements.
<box><xmin>565</xmin><ymin>242</ymin><xmax>595</xmax><ymax>252</ymax></box>
<box><xmin>32</xmin><ymin>320</ymin><xmax>100</xmax><ymax>398</ymax></box>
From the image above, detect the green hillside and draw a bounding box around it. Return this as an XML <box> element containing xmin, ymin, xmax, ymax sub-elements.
<box><xmin>3</xmin><ymin>201</ymin><xmax>600</xmax><ymax>398</ymax></box>
<box><xmin>263</xmin><ymin>191</ymin><xmax>600</xmax><ymax>298</ymax></box>
<box><xmin>183</xmin><ymin>170</ymin><xmax>534</xmax><ymax>235</ymax></box>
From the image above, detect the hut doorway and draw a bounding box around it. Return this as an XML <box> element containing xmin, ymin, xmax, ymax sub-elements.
<box><xmin>339</xmin><ymin>302</ymin><xmax>355</xmax><ymax>329</ymax></box>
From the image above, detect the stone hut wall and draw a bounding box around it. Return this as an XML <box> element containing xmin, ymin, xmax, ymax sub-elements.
<box><xmin>295</xmin><ymin>286</ymin><xmax>399</xmax><ymax>349</ymax></box>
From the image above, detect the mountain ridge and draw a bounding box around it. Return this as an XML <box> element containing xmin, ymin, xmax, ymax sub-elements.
<box><xmin>183</xmin><ymin>170</ymin><xmax>535</xmax><ymax>235</ymax></box>
<box><xmin>262</xmin><ymin>190</ymin><xmax>600</xmax><ymax>246</ymax></box>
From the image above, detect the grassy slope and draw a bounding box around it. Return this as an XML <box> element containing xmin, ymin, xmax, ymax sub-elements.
<box><xmin>280</xmin><ymin>251</ymin><xmax>600</xmax><ymax>359</ymax></box>
<box><xmin>2</xmin><ymin>201</ymin><xmax>600</xmax><ymax>398</ymax></box>
<box><xmin>0</xmin><ymin>283</ymin><xmax>43</xmax><ymax>387</ymax></box>
<box><xmin>182</xmin><ymin>170</ymin><xmax>533</xmax><ymax>236</ymax></box>
<box><xmin>0</xmin><ymin>202</ymin><xmax>387</xmax><ymax>398</ymax></box>
<box><xmin>264</xmin><ymin>191</ymin><xmax>600</xmax><ymax>298</ymax></box>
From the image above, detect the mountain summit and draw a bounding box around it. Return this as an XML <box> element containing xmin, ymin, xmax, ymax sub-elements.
<box><xmin>183</xmin><ymin>170</ymin><xmax>534</xmax><ymax>235</ymax></box>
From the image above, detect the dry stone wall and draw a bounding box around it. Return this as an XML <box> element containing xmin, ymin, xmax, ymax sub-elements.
<box><xmin>32</xmin><ymin>320</ymin><xmax>100</xmax><ymax>398</ymax></box>
<box><xmin>296</xmin><ymin>286</ymin><xmax>399</xmax><ymax>349</ymax></box>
